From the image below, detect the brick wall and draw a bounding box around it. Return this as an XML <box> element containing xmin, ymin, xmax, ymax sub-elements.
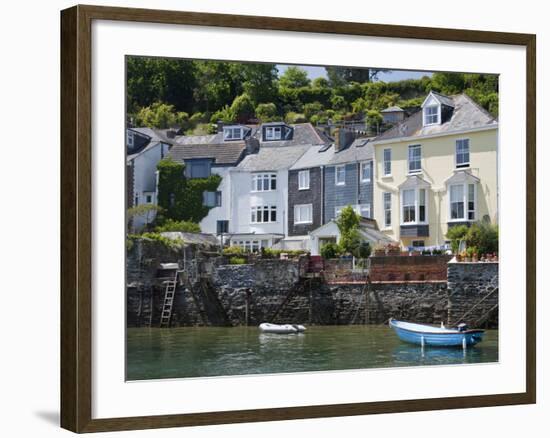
<box><xmin>369</xmin><ymin>255</ymin><xmax>453</xmax><ymax>282</ymax></box>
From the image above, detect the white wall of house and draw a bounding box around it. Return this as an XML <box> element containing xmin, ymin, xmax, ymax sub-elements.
<box><xmin>130</xmin><ymin>142</ymin><xmax>169</xmax><ymax>230</ymax></box>
<box><xmin>199</xmin><ymin>166</ymin><xmax>231</xmax><ymax>234</ymax></box>
<box><xmin>229</xmin><ymin>169</ymin><xmax>289</xmax><ymax>242</ymax></box>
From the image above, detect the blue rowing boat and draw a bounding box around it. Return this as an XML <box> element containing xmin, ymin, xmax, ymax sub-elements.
<box><xmin>389</xmin><ymin>318</ymin><xmax>484</xmax><ymax>348</ymax></box>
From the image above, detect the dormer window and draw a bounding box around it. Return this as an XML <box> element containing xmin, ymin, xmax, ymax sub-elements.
<box><xmin>424</xmin><ymin>105</ymin><xmax>440</xmax><ymax>125</ymax></box>
<box><xmin>266</xmin><ymin>126</ymin><xmax>282</xmax><ymax>140</ymax></box>
<box><xmin>223</xmin><ymin>126</ymin><xmax>244</xmax><ymax>141</ymax></box>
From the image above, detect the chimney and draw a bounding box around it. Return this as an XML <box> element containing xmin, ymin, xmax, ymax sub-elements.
<box><xmin>245</xmin><ymin>137</ymin><xmax>260</xmax><ymax>155</ymax></box>
<box><xmin>217</xmin><ymin>120</ymin><xmax>224</xmax><ymax>133</ymax></box>
<box><xmin>334</xmin><ymin>128</ymin><xmax>356</xmax><ymax>152</ymax></box>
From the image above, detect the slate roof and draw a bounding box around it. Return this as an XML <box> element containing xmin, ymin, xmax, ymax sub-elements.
<box><xmin>381</xmin><ymin>106</ymin><xmax>404</xmax><ymax>113</ymax></box>
<box><xmin>289</xmin><ymin>144</ymin><xmax>336</xmax><ymax>170</ymax></box>
<box><xmin>328</xmin><ymin>137</ymin><xmax>375</xmax><ymax>165</ymax></box>
<box><xmin>169</xmin><ymin>142</ymin><xmax>247</xmax><ymax>166</ymax></box>
<box><xmin>235</xmin><ymin>145</ymin><xmax>310</xmax><ymax>172</ymax></box>
<box><xmin>429</xmin><ymin>91</ymin><xmax>455</xmax><ymax>108</ymax></box>
<box><xmin>160</xmin><ymin>232</ymin><xmax>219</xmax><ymax>247</ymax></box>
<box><xmin>375</xmin><ymin>94</ymin><xmax>497</xmax><ymax>142</ymax></box>
<box><xmin>254</xmin><ymin>123</ymin><xmax>331</xmax><ymax>147</ymax></box>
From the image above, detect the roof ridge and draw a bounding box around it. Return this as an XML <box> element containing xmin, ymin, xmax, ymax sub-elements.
<box><xmin>459</xmin><ymin>93</ymin><xmax>497</xmax><ymax>123</ymax></box>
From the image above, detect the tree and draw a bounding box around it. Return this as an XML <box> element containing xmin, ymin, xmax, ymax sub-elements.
<box><xmin>326</xmin><ymin>66</ymin><xmax>388</xmax><ymax>86</ymax></box>
<box><xmin>465</xmin><ymin>222</ymin><xmax>499</xmax><ymax>255</ymax></box>
<box><xmin>335</xmin><ymin>206</ymin><xmax>361</xmax><ymax>255</ymax></box>
<box><xmin>255</xmin><ymin>102</ymin><xmax>279</xmax><ymax>122</ymax></box>
<box><xmin>320</xmin><ymin>242</ymin><xmax>341</xmax><ymax>259</ymax></box>
<box><xmin>134</xmin><ymin>102</ymin><xmax>189</xmax><ymax>129</ymax></box>
<box><xmin>279</xmin><ymin>66</ymin><xmax>310</xmax><ymax>89</ymax></box>
<box><xmin>241</xmin><ymin>63</ymin><xmax>278</xmax><ymax>104</ymax></box>
<box><xmin>230</xmin><ymin>93</ymin><xmax>255</xmax><ymax>123</ymax></box>
<box><xmin>303</xmin><ymin>102</ymin><xmax>324</xmax><ymax>120</ymax></box>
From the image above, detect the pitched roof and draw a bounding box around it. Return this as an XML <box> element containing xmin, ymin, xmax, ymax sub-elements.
<box><xmin>169</xmin><ymin>142</ymin><xmax>247</xmax><ymax>165</ymax></box>
<box><xmin>381</xmin><ymin>106</ymin><xmax>404</xmax><ymax>113</ymax></box>
<box><xmin>328</xmin><ymin>137</ymin><xmax>375</xmax><ymax>165</ymax></box>
<box><xmin>374</xmin><ymin>94</ymin><xmax>497</xmax><ymax>143</ymax></box>
<box><xmin>429</xmin><ymin>91</ymin><xmax>455</xmax><ymax>108</ymax></box>
<box><xmin>235</xmin><ymin>145</ymin><xmax>310</xmax><ymax>172</ymax></box>
<box><xmin>290</xmin><ymin>144</ymin><xmax>336</xmax><ymax>170</ymax></box>
<box><xmin>255</xmin><ymin>123</ymin><xmax>331</xmax><ymax>147</ymax></box>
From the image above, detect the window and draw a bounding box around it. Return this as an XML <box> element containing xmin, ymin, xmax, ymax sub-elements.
<box><xmin>188</xmin><ymin>161</ymin><xmax>210</xmax><ymax>178</ymax></box>
<box><xmin>359</xmin><ymin>204</ymin><xmax>371</xmax><ymax>218</ymax></box>
<box><xmin>383</xmin><ymin>148</ymin><xmax>392</xmax><ymax>176</ymax></box>
<box><xmin>251</xmin><ymin>173</ymin><xmax>277</xmax><ymax>192</ymax></box>
<box><xmin>456</xmin><ymin>139</ymin><xmax>470</xmax><ymax>168</ymax></box>
<box><xmin>401</xmin><ymin>188</ymin><xmax>427</xmax><ymax>224</ymax></box>
<box><xmin>294</xmin><ymin>204</ymin><xmax>313</xmax><ymax>224</ymax></box>
<box><xmin>233</xmin><ymin>240</ymin><xmax>260</xmax><ymax>252</ymax></box>
<box><xmin>216</xmin><ymin>220</ymin><xmax>229</xmax><ymax>234</ymax></box>
<box><xmin>412</xmin><ymin>240</ymin><xmax>425</xmax><ymax>248</ymax></box>
<box><xmin>468</xmin><ymin>184</ymin><xmax>476</xmax><ymax>220</ymax></box>
<box><xmin>383</xmin><ymin>192</ymin><xmax>392</xmax><ymax>227</ymax></box>
<box><xmin>203</xmin><ymin>191</ymin><xmax>222</xmax><ymax>207</ymax></box>
<box><xmin>408</xmin><ymin>144</ymin><xmax>421</xmax><ymax>174</ymax></box>
<box><xmin>450</xmin><ymin>184</ymin><xmax>465</xmax><ymax>220</ymax></box>
<box><xmin>361</xmin><ymin>162</ymin><xmax>371</xmax><ymax>182</ymax></box>
<box><xmin>265</xmin><ymin>126</ymin><xmax>282</xmax><ymax>140</ymax></box>
<box><xmin>126</xmin><ymin>131</ymin><xmax>134</xmax><ymax>147</ymax></box>
<box><xmin>424</xmin><ymin>105</ymin><xmax>439</xmax><ymax>125</ymax></box>
<box><xmin>298</xmin><ymin>170</ymin><xmax>310</xmax><ymax>190</ymax></box>
<box><xmin>250</xmin><ymin>205</ymin><xmax>277</xmax><ymax>223</ymax></box>
<box><xmin>335</xmin><ymin>165</ymin><xmax>346</xmax><ymax>185</ymax></box>
<box><xmin>223</xmin><ymin>126</ymin><xmax>243</xmax><ymax>140</ymax></box>
<box><xmin>145</xmin><ymin>194</ymin><xmax>153</xmax><ymax>204</ymax></box>
<box><xmin>402</xmin><ymin>189</ymin><xmax>416</xmax><ymax>223</ymax></box>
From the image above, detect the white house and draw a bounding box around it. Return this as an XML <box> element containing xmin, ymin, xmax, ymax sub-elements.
<box><xmin>228</xmin><ymin>144</ymin><xmax>311</xmax><ymax>250</ymax></box>
<box><xmin>126</xmin><ymin>128</ymin><xmax>171</xmax><ymax>230</ymax></box>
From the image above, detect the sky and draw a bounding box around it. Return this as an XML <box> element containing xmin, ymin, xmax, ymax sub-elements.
<box><xmin>276</xmin><ymin>64</ymin><xmax>432</xmax><ymax>82</ymax></box>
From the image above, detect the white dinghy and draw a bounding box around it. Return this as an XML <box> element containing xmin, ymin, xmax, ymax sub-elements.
<box><xmin>258</xmin><ymin>323</ymin><xmax>306</xmax><ymax>334</ymax></box>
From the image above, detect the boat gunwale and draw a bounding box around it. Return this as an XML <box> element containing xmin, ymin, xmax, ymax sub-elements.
<box><xmin>389</xmin><ymin>319</ymin><xmax>485</xmax><ymax>336</ymax></box>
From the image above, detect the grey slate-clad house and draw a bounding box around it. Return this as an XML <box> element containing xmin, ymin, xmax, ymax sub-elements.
<box><xmin>287</xmin><ymin>144</ymin><xmax>336</xmax><ymax>237</ymax></box>
<box><xmin>323</xmin><ymin>130</ymin><xmax>375</xmax><ymax>224</ymax></box>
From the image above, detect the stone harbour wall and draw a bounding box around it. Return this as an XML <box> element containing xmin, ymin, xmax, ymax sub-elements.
<box><xmin>127</xmin><ymin>252</ymin><xmax>499</xmax><ymax>329</ymax></box>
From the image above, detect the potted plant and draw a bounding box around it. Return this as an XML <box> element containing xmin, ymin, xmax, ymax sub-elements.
<box><xmin>386</xmin><ymin>243</ymin><xmax>401</xmax><ymax>256</ymax></box>
<box><xmin>455</xmin><ymin>252</ymin><xmax>463</xmax><ymax>262</ymax></box>
<box><xmin>465</xmin><ymin>247</ymin><xmax>475</xmax><ymax>262</ymax></box>
<box><xmin>373</xmin><ymin>244</ymin><xmax>386</xmax><ymax>257</ymax></box>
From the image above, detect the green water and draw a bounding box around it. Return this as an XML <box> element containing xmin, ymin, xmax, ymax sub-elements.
<box><xmin>126</xmin><ymin>325</ymin><xmax>498</xmax><ymax>381</ymax></box>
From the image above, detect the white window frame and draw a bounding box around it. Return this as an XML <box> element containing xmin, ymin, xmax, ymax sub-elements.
<box><xmin>251</xmin><ymin>173</ymin><xmax>277</xmax><ymax>192</ymax></box>
<box><xmin>359</xmin><ymin>203</ymin><xmax>371</xmax><ymax>218</ymax></box>
<box><xmin>400</xmin><ymin>188</ymin><xmax>428</xmax><ymax>225</ymax></box>
<box><xmin>455</xmin><ymin>138</ymin><xmax>471</xmax><ymax>168</ymax></box>
<box><xmin>424</xmin><ymin>104</ymin><xmax>440</xmax><ymax>125</ymax></box>
<box><xmin>250</xmin><ymin>205</ymin><xmax>278</xmax><ymax>224</ymax></box>
<box><xmin>223</xmin><ymin>126</ymin><xmax>243</xmax><ymax>141</ymax></box>
<box><xmin>448</xmin><ymin>183</ymin><xmax>477</xmax><ymax>222</ymax></box>
<box><xmin>335</xmin><ymin>165</ymin><xmax>346</xmax><ymax>186</ymax></box>
<box><xmin>408</xmin><ymin>144</ymin><xmax>422</xmax><ymax>174</ymax></box>
<box><xmin>383</xmin><ymin>148</ymin><xmax>392</xmax><ymax>176</ymax></box>
<box><xmin>298</xmin><ymin>170</ymin><xmax>310</xmax><ymax>190</ymax></box>
<box><xmin>294</xmin><ymin>204</ymin><xmax>313</xmax><ymax>224</ymax></box>
<box><xmin>383</xmin><ymin>192</ymin><xmax>392</xmax><ymax>228</ymax></box>
<box><xmin>361</xmin><ymin>162</ymin><xmax>371</xmax><ymax>183</ymax></box>
<box><xmin>265</xmin><ymin>126</ymin><xmax>282</xmax><ymax>140</ymax></box>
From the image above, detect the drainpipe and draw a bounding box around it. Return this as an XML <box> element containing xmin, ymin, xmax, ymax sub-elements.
<box><xmin>320</xmin><ymin>165</ymin><xmax>325</xmax><ymax>224</ymax></box>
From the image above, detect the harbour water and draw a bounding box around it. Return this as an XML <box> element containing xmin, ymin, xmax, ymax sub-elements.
<box><xmin>126</xmin><ymin>325</ymin><xmax>498</xmax><ymax>381</ymax></box>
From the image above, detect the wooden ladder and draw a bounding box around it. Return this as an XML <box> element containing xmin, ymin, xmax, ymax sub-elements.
<box><xmin>159</xmin><ymin>271</ymin><xmax>179</xmax><ymax>328</ymax></box>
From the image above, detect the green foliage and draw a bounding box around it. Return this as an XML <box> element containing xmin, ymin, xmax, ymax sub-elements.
<box><xmin>255</xmin><ymin>102</ymin><xmax>279</xmax><ymax>122</ymax></box>
<box><xmin>335</xmin><ymin>206</ymin><xmax>362</xmax><ymax>255</ymax></box>
<box><xmin>210</xmin><ymin>105</ymin><xmax>235</xmax><ymax>124</ymax></box>
<box><xmin>134</xmin><ymin>102</ymin><xmax>189</xmax><ymax>129</ymax></box>
<box><xmin>279</xmin><ymin>66</ymin><xmax>310</xmax><ymax>89</ymax></box>
<box><xmin>356</xmin><ymin>241</ymin><xmax>372</xmax><ymax>259</ymax></box>
<box><xmin>284</xmin><ymin>112</ymin><xmax>307</xmax><ymax>124</ymax></box>
<box><xmin>156</xmin><ymin>157</ymin><xmax>222</xmax><ymax>223</ymax></box>
<box><xmin>229</xmin><ymin>256</ymin><xmax>247</xmax><ymax>265</ymax></box>
<box><xmin>446</xmin><ymin>225</ymin><xmax>469</xmax><ymax>254</ymax></box>
<box><xmin>261</xmin><ymin>248</ymin><xmax>308</xmax><ymax>259</ymax></box>
<box><xmin>127</xmin><ymin>204</ymin><xmax>163</xmax><ymax>231</ymax></box>
<box><xmin>465</xmin><ymin>222</ymin><xmax>499</xmax><ymax>255</ymax></box>
<box><xmin>303</xmin><ymin>102</ymin><xmax>324</xmax><ymax>120</ymax></box>
<box><xmin>223</xmin><ymin>246</ymin><xmax>244</xmax><ymax>256</ymax></box>
<box><xmin>230</xmin><ymin>93</ymin><xmax>255</xmax><ymax>123</ymax></box>
<box><xmin>154</xmin><ymin>219</ymin><xmax>201</xmax><ymax>233</ymax></box>
<box><xmin>320</xmin><ymin>242</ymin><xmax>341</xmax><ymax>259</ymax></box>
<box><xmin>127</xmin><ymin>232</ymin><xmax>183</xmax><ymax>249</ymax></box>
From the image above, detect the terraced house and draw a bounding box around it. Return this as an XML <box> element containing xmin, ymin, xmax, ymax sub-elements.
<box><xmin>371</xmin><ymin>91</ymin><xmax>498</xmax><ymax>249</ymax></box>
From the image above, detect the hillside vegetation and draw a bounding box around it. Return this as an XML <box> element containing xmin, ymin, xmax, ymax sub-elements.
<box><xmin>127</xmin><ymin>58</ymin><xmax>498</xmax><ymax>133</ymax></box>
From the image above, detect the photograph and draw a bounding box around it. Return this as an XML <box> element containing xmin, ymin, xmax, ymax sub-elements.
<box><xmin>125</xmin><ymin>58</ymin><xmax>500</xmax><ymax>380</ymax></box>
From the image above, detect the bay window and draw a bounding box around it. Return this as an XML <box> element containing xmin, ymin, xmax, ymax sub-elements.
<box><xmin>449</xmin><ymin>183</ymin><xmax>476</xmax><ymax>221</ymax></box>
<box><xmin>400</xmin><ymin>188</ymin><xmax>428</xmax><ymax>224</ymax></box>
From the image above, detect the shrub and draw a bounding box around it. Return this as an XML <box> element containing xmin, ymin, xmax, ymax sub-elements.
<box><xmin>223</xmin><ymin>246</ymin><xmax>244</xmax><ymax>256</ymax></box>
<box><xmin>465</xmin><ymin>222</ymin><xmax>498</xmax><ymax>255</ymax></box>
<box><xmin>229</xmin><ymin>256</ymin><xmax>247</xmax><ymax>265</ymax></box>
<box><xmin>320</xmin><ymin>242</ymin><xmax>341</xmax><ymax>259</ymax></box>
<box><xmin>155</xmin><ymin>219</ymin><xmax>200</xmax><ymax>233</ymax></box>
<box><xmin>128</xmin><ymin>232</ymin><xmax>183</xmax><ymax>249</ymax></box>
<box><xmin>446</xmin><ymin>225</ymin><xmax>469</xmax><ymax>254</ymax></box>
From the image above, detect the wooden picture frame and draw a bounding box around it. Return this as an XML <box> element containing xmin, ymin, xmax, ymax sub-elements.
<box><xmin>60</xmin><ymin>4</ymin><xmax>536</xmax><ymax>433</ymax></box>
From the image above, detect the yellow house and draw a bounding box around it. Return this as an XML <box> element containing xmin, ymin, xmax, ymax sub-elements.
<box><xmin>372</xmin><ymin>92</ymin><xmax>498</xmax><ymax>249</ymax></box>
